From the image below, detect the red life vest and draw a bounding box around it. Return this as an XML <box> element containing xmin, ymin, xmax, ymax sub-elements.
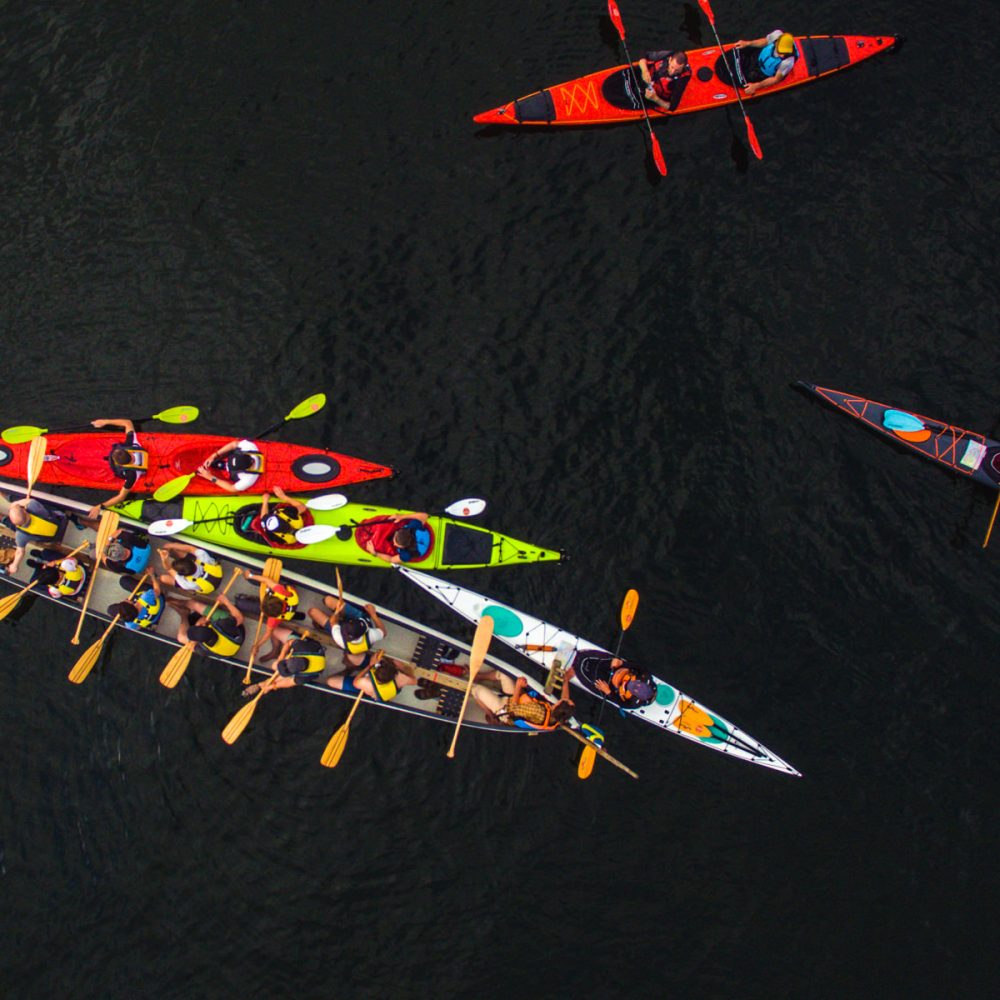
<box><xmin>647</xmin><ymin>51</ymin><xmax>691</xmax><ymax>102</ymax></box>
<box><xmin>355</xmin><ymin>518</ymin><xmax>398</xmax><ymax>557</ymax></box>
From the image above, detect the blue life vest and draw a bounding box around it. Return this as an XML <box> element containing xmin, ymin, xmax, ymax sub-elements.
<box><xmin>759</xmin><ymin>41</ymin><xmax>794</xmax><ymax>79</ymax></box>
<box><xmin>125</xmin><ymin>589</ymin><xmax>163</xmax><ymax>631</ymax></box>
<box><xmin>124</xmin><ymin>542</ymin><xmax>151</xmax><ymax>573</ymax></box>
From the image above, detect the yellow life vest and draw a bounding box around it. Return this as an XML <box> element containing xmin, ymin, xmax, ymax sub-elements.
<box><xmin>289</xmin><ymin>652</ymin><xmax>326</xmax><ymax>675</ymax></box>
<box><xmin>268</xmin><ymin>583</ymin><xmax>299</xmax><ymax>620</ymax></box>
<box><xmin>18</xmin><ymin>511</ymin><xmax>59</xmax><ymax>538</ymax></box>
<box><xmin>181</xmin><ymin>557</ymin><xmax>223</xmax><ymax>594</ymax></box>
<box><xmin>261</xmin><ymin>507</ymin><xmax>305</xmax><ymax>546</ymax></box>
<box><xmin>111</xmin><ymin>446</ymin><xmax>148</xmax><ymax>472</ymax></box>
<box><xmin>370</xmin><ymin>669</ymin><xmax>399</xmax><ymax>703</ymax></box>
<box><xmin>197</xmin><ymin>621</ymin><xmax>243</xmax><ymax>657</ymax></box>
<box><xmin>52</xmin><ymin>562</ymin><xmax>86</xmax><ymax>598</ymax></box>
<box><xmin>133</xmin><ymin>590</ymin><xmax>163</xmax><ymax>629</ymax></box>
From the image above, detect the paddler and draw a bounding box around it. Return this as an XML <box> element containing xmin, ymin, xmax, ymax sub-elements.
<box><xmin>307</xmin><ymin>597</ymin><xmax>386</xmax><ymax>670</ymax></box>
<box><xmin>637</xmin><ymin>49</ymin><xmax>691</xmax><ymax>112</ymax></box>
<box><xmin>472</xmin><ymin>666</ymin><xmax>575</xmax><ymax>731</ymax></box>
<box><xmin>103</xmin><ymin>526</ymin><xmax>152</xmax><ymax>575</ymax></box>
<box><xmin>0</xmin><ymin>497</ymin><xmax>72</xmax><ymax>575</ymax></box>
<box><xmin>87</xmin><ymin>418</ymin><xmax>149</xmax><ymax>517</ymax></box>
<box><xmin>249</xmin><ymin>487</ymin><xmax>313</xmax><ymax>548</ymax></box>
<box><xmin>170</xmin><ymin>593</ymin><xmax>246</xmax><ymax>657</ymax></box>
<box><xmin>239</xmin><ymin>568</ymin><xmax>304</xmax><ymax>662</ymax></box>
<box><xmin>108</xmin><ymin>575</ymin><xmax>164</xmax><ymax>632</ymax></box>
<box><xmin>42</xmin><ymin>554</ymin><xmax>88</xmax><ymax>601</ymax></box>
<box><xmin>326</xmin><ymin>652</ymin><xmax>417</xmax><ymax>702</ymax></box>
<box><xmin>360</xmin><ymin>511</ymin><xmax>431</xmax><ymax>565</ymax></box>
<box><xmin>243</xmin><ymin>635</ymin><xmax>331</xmax><ymax>694</ymax></box>
<box><xmin>195</xmin><ymin>438</ymin><xmax>264</xmax><ymax>493</ymax></box>
<box><xmin>157</xmin><ymin>541</ymin><xmax>223</xmax><ymax>595</ymax></box>
<box><xmin>733</xmin><ymin>31</ymin><xmax>797</xmax><ymax>96</ymax></box>
<box><xmin>577</xmin><ymin>654</ymin><xmax>656</xmax><ymax>709</ymax></box>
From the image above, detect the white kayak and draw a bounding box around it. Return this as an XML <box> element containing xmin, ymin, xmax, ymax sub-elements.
<box><xmin>399</xmin><ymin>567</ymin><xmax>800</xmax><ymax>776</ymax></box>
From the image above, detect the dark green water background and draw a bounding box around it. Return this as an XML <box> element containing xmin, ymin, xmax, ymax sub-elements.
<box><xmin>1</xmin><ymin>2</ymin><xmax>997</xmax><ymax>997</ymax></box>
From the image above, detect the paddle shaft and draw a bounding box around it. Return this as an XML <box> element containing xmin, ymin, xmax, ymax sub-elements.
<box><xmin>559</xmin><ymin>725</ymin><xmax>638</xmax><ymax>779</ymax></box>
<box><xmin>70</xmin><ymin>512</ymin><xmax>119</xmax><ymax>645</ymax></box>
<box><xmin>243</xmin><ymin>559</ymin><xmax>282</xmax><ymax>683</ymax></box>
<box><xmin>984</xmin><ymin>493</ymin><xmax>1000</xmax><ymax>549</ymax></box>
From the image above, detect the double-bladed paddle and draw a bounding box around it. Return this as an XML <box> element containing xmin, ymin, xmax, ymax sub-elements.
<box><xmin>151</xmin><ymin>393</ymin><xmax>327</xmax><ymax>502</ymax></box>
<box><xmin>607</xmin><ymin>1</ymin><xmax>668</xmax><ymax>176</ymax></box>
<box><xmin>1</xmin><ymin>405</ymin><xmax>200</xmax><ymax>445</ymax></box>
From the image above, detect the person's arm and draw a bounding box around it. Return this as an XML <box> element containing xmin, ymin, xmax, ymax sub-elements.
<box><xmin>216</xmin><ymin>593</ymin><xmax>244</xmax><ymax>626</ymax></box>
<box><xmin>558</xmin><ymin>670</ymin><xmax>575</xmax><ymax>705</ymax></box>
<box><xmin>92</xmin><ymin>486</ymin><xmax>130</xmax><ymax>518</ymax></box>
<box><xmin>259</xmin><ymin>492</ymin><xmax>271</xmax><ymax>517</ymax></box>
<box><xmin>362</xmin><ymin>603</ymin><xmax>384</xmax><ymax>632</ymax></box>
<box><xmin>7</xmin><ymin>545</ymin><xmax>25</xmax><ymax>574</ymax></box>
<box><xmin>91</xmin><ymin>419</ymin><xmax>136</xmax><ymax>433</ymax></box>
<box><xmin>744</xmin><ymin>71</ymin><xmax>784</xmax><ymax>96</ymax></box>
<box><xmin>638</xmin><ymin>57</ymin><xmax>652</xmax><ymax>85</ymax></box>
<box><xmin>163</xmin><ymin>542</ymin><xmax>196</xmax><ymax>557</ymax></box>
<box><xmin>272</xmin><ymin>486</ymin><xmax>307</xmax><ymax>515</ymax></box>
<box><xmin>733</xmin><ymin>36</ymin><xmax>768</xmax><ymax>49</ymax></box>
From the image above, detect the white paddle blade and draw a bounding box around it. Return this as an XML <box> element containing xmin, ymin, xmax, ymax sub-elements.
<box><xmin>295</xmin><ymin>524</ymin><xmax>338</xmax><ymax>544</ymax></box>
<box><xmin>443</xmin><ymin>498</ymin><xmax>486</xmax><ymax>518</ymax></box>
<box><xmin>305</xmin><ymin>493</ymin><xmax>349</xmax><ymax>511</ymax></box>
<box><xmin>148</xmin><ymin>518</ymin><xmax>194</xmax><ymax>536</ymax></box>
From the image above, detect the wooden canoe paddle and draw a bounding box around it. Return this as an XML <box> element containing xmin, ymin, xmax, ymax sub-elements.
<box><xmin>445</xmin><ymin>615</ymin><xmax>494</xmax><ymax>759</ymax></box>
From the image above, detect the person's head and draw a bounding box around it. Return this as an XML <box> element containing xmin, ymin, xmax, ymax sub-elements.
<box><xmin>261</xmin><ymin>594</ymin><xmax>285</xmax><ymax>618</ymax></box>
<box><xmin>229</xmin><ymin>452</ymin><xmax>255</xmax><ymax>473</ymax></box>
<box><xmin>172</xmin><ymin>555</ymin><xmax>197</xmax><ymax>576</ymax></box>
<box><xmin>7</xmin><ymin>505</ymin><xmax>27</xmax><ymax>527</ymax></box>
<box><xmin>668</xmin><ymin>51</ymin><xmax>688</xmax><ymax>75</ymax></box>
<box><xmin>109</xmin><ymin>601</ymin><xmax>138</xmax><ymax>622</ymax></box>
<box><xmin>393</xmin><ymin>526</ymin><xmax>415</xmax><ymax>552</ymax></box>
<box><xmin>187</xmin><ymin>624</ymin><xmax>215</xmax><ymax>645</ymax></box>
<box><xmin>105</xmin><ymin>541</ymin><xmax>130</xmax><ymax>564</ymax></box>
<box><xmin>373</xmin><ymin>659</ymin><xmax>396</xmax><ymax>684</ymax></box>
<box><xmin>340</xmin><ymin>617</ymin><xmax>366</xmax><ymax>642</ymax></box>
<box><xmin>776</xmin><ymin>33</ymin><xmax>795</xmax><ymax>56</ymax></box>
<box><xmin>552</xmin><ymin>701</ymin><xmax>574</xmax><ymax>724</ymax></box>
<box><xmin>262</xmin><ymin>513</ymin><xmax>283</xmax><ymax>535</ymax></box>
<box><xmin>110</xmin><ymin>446</ymin><xmax>134</xmax><ymax>467</ymax></box>
<box><xmin>625</xmin><ymin>676</ymin><xmax>655</xmax><ymax>705</ymax></box>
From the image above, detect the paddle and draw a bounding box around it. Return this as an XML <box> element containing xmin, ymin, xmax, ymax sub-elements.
<box><xmin>1</xmin><ymin>406</ymin><xmax>200</xmax><ymax>445</ymax></box>
<box><xmin>445</xmin><ymin>614</ymin><xmax>495</xmax><ymax>759</ymax></box>
<box><xmin>607</xmin><ymin>1</ymin><xmax>667</xmax><ymax>176</ymax></box>
<box><xmin>697</xmin><ymin>0</ymin><xmax>763</xmax><ymax>159</ymax></box>
<box><xmin>69</xmin><ymin>511</ymin><xmax>119</xmax><ymax>645</ymax></box>
<box><xmin>318</xmin><ymin>652</ymin><xmax>382</xmax><ymax>769</ymax></box>
<box><xmin>68</xmin><ymin>573</ymin><xmax>149</xmax><ymax>684</ymax></box>
<box><xmin>243</xmin><ymin>558</ymin><xmax>283</xmax><ymax>684</ymax></box>
<box><xmin>151</xmin><ymin>393</ymin><xmax>327</xmax><ymax>502</ymax></box>
<box><xmin>221</xmin><ymin>670</ymin><xmax>279</xmax><ymax>745</ymax></box>
<box><xmin>560</xmin><ymin>724</ymin><xmax>638</xmax><ymax>780</ymax></box>
<box><xmin>0</xmin><ymin>540</ymin><xmax>91</xmax><ymax>622</ymax></box>
<box><xmin>159</xmin><ymin>567</ymin><xmax>243</xmax><ymax>688</ymax></box>
<box><xmin>24</xmin><ymin>437</ymin><xmax>47</xmax><ymax>501</ymax></box>
<box><xmin>145</xmin><ymin>492</ymin><xmax>350</xmax><ymax>537</ymax></box>
<box><xmin>593</xmin><ymin>588</ymin><xmax>639</xmax><ymax>729</ymax></box>
<box><xmin>983</xmin><ymin>494</ymin><xmax>1000</xmax><ymax>549</ymax></box>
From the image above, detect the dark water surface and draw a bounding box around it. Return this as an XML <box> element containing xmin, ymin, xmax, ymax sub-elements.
<box><xmin>1</xmin><ymin>2</ymin><xmax>998</xmax><ymax>996</ymax></box>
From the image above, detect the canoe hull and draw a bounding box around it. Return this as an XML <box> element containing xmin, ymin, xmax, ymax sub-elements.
<box><xmin>0</xmin><ymin>433</ymin><xmax>394</xmax><ymax>495</ymax></box>
<box><xmin>474</xmin><ymin>35</ymin><xmax>898</xmax><ymax>126</ymax></box>
<box><xmin>400</xmin><ymin>568</ymin><xmax>800</xmax><ymax>775</ymax></box>
<box><xmin>797</xmin><ymin>382</ymin><xmax>1000</xmax><ymax>489</ymax></box>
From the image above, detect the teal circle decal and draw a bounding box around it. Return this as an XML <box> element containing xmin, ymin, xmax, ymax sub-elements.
<box><xmin>482</xmin><ymin>605</ymin><xmax>523</xmax><ymax>638</ymax></box>
<box><xmin>655</xmin><ymin>683</ymin><xmax>676</xmax><ymax>705</ymax></box>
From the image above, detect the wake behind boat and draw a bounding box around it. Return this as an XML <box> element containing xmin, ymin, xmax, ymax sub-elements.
<box><xmin>474</xmin><ymin>35</ymin><xmax>898</xmax><ymax>127</ymax></box>
<box><xmin>399</xmin><ymin>567</ymin><xmax>800</xmax><ymax>775</ymax></box>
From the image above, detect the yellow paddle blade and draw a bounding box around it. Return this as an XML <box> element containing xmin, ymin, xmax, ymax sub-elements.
<box><xmin>1</xmin><ymin>425</ymin><xmax>46</xmax><ymax>444</ymax></box>
<box><xmin>0</xmin><ymin>587</ymin><xmax>31</xmax><ymax>622</ymax></box>
<box><xmin>152</xmin><ymin>473</ymin><xmax>194</xmax><ymax>503</ymax></box>
<box><xmin>25</xmin><ymin>436</ymin><xmax>47</xmax><ymax>495</ymax></box>
<box><xmin>262</xmin><ymin>557</ymin><xmax>282</xmax><ymax>583</ymax></box>
<box><xmin>320</xmin><ymin>723</ymin><xmax>351</xmax><ymax>768</ymax></box>
<box><xmin>286</xmin><ymin>393</ymin><xmax>326</xmax><ymax>421</ymax></box>
<box><xmin>153</xmin><ymin>405</ymin><xmax>199</xmax><ymax>424</ymax></box>
<box><xmin>221</xmin><ymin>695</ymin><xmax>264</xmax><ymax>745</ymax></box>
<box><xmin>577</xmin><ymin>744</ymin><xmax>598</xmax><ymax>780</ymax></box>
<box><xmin>159</xmin><ymin>643</ymin><xmax>195</xmax><ymax>688</ymax></box>
<box><xmin>68</xmin><ymin>635</ymin><xmax>107</xmax><ymax>684</ymax></box>
<box><xmin>620</xmin><ymin>589</ymin><xmax>639</xmax><ymax>631</ymax></box>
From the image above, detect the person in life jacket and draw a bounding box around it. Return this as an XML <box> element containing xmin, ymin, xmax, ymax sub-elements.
<box><xmin>637</xmin><ymin>50</ymin><xmax>691</xmax><ymax>112</ymax></box>
<box><xmin>584</xmin><ymin>656</ymin><xmax>656</xmax><ymax>710</ymax></box>
<box><xmin>87</xmin><ymin>418</ymin><xmax>149</xmax><ymax>517</ymax></box>
<box><xmin>2</xmin><ymin>498</ymin><xmax>71</xmax><ymax>575</ymax></box>
<box><xmin>244</xmin><ymin>636</ymin><xmax>330</xmax><ymax>694</ymax></box>
<box><xmin>307</xmin><ymin>596</ymin><xmax>386</xmax><ymax>669</ymax></box>
<box><xmin>248</xmin><ymin>487</ymin><xmax>314</xmax><ymax>548</ymax></box>
<box><xmin>240</xmin><ymin>567</ymin><xmax>304</xmax><ymax>662</ymax></box>
<box><xmin>195</xmin><ymin>438</ymin><xmax>264</xmax><ymax>493</ymax></box>
<box><xmin>103</xmin><ymin>527</ymin><xmax>152</xmax><ymax>575</ymax></box>
<box><xmin>44</xmin><ymin>556</ymin><xmax>88</xmax><ymax>600</ymax></box>
<box><xmin>733</xmin><ymin>31</ymin><xmax>797</xmax><ymax>96</ymax></box>
<box><xmin>108</xmin><ymin>576</ymin><xmax>164</xmax><ymax>632</ymax></box>
<box><xmin>360</xmin><ymin>512</ymin><xmax>432</xmax><ymax>565</ymax></box>
<box><xmin>158</xmin><ymin>542</ymin><xmax>223</xmax><ymax>595</ymax></box>
<box><xmin>326</xmin><ymin>650</ymin><xmax>417</xmax><ymax>702</ymax></box>
<box><xmin>171</xmin><ymin>593</ymin><xmax>246</xmax><ymax>657</ymax></box>
<box><xmin>472</xmin><ymin>666</ymin><xmax>575</xmax><ymax>732</ymax></box>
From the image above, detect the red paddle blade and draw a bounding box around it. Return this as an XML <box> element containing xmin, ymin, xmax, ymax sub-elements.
<box><xmin>696</xmin><ymin>0</ymin><xmax>716</xmax><ymax>27</ymax></box>
<box><xmin>650</xmin><ymin>133</ymin><xmax>668</xmax><ymax>176</ymax></box>
<box><xmin>745</xmin><ymin>117</ymin><xmax>763</xmax><ymax>160</ymax></box>
<box><xmin>607</xmin><ymin>0</ymin><xmax>625</xmax><ymax>40</ymax></box>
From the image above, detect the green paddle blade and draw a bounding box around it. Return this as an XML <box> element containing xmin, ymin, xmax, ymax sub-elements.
<box><xmin>152</xmin><ymin>473</ymin><xmax>195</xmax><ymax>502</ymax></box>
<box><xmin>1</xmin><ymin>425</ymin><xmax>45</xmax><ymax>444</ymax></box>
<box><xmin>153</xmin><ymin>405</ymin><xmax>200</xmax><ymax>424</ymax></box>
<box><xmin>286</xmin><ymin>393</ymin><xmax>326</xmax><ymax>421</ymax></box>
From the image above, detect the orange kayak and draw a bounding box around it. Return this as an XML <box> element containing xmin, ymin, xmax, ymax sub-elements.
<box><xmin>474</xmin><ymin>35</ymin><xmax>899</xmax><ymax>126</ymax></box>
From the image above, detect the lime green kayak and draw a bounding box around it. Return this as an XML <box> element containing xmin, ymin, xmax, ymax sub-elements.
<box><xmin>116</xmin><ymin>495</ymin><xmax>563</xmax><ymax>569</ymax></box>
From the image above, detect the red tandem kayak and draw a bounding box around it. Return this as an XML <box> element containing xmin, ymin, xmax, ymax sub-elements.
<box><xmin>474</xmin><ymin>35</ymin><xmax>899</xmax><ymax>126</ymax></box>
<box><xmin>0</xmin><ymin>433</ymin><xmax>395</xmax><ymax>495</ymax></box>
